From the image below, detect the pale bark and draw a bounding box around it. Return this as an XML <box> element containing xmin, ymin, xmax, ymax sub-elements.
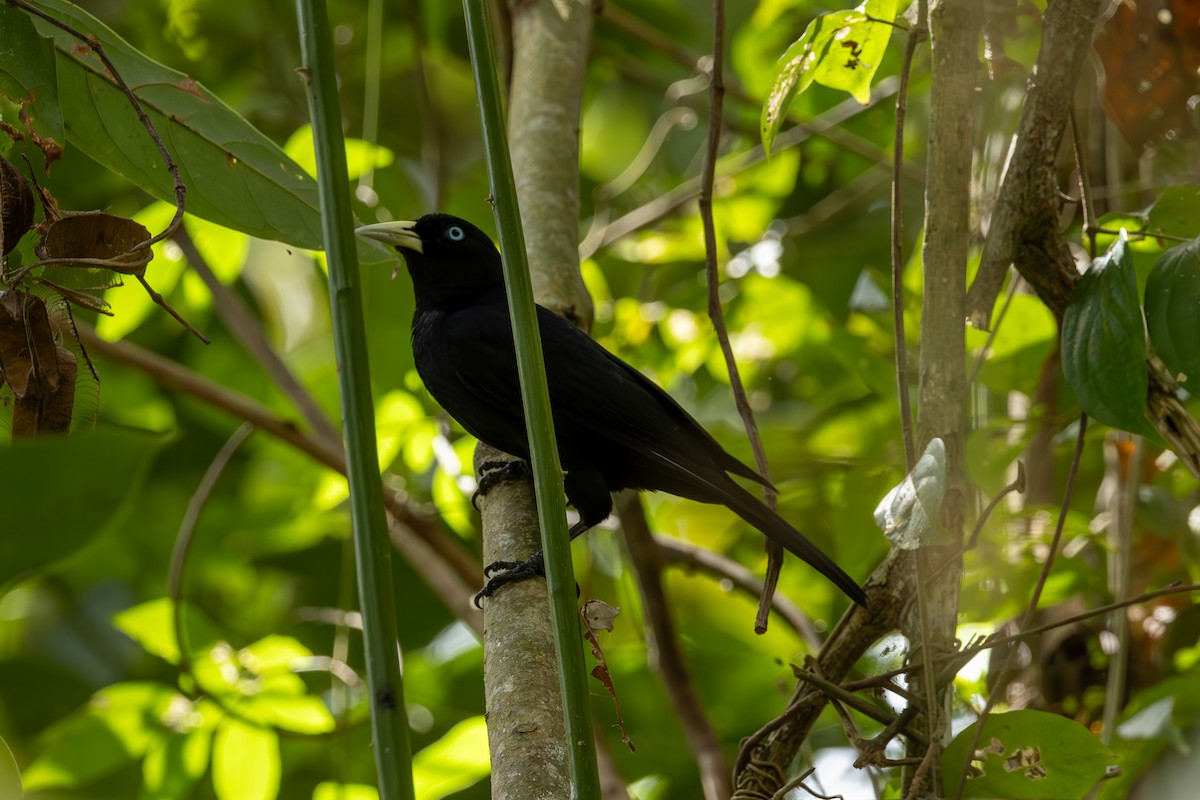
<box><xmin>479</xmin><ymin>1</ymin><xmax>597</xmax><ymax>798</ymax></box>
<box><xmin>901</xmin><ymin>0</ymin><xmax>979</xmax><ymax>794</ymax></box>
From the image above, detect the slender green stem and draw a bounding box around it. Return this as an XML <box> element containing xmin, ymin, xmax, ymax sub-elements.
<box><xmin>294</xmin><ymin>1</ymin><xmax>413</xmax><ymax>797</ymax></box>
<box><xmin>461</xmin><ymin>1</ymin><xmax>601</xmax><ymax>796</ymax></box>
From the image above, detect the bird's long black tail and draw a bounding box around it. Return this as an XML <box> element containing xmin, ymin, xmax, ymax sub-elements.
<box><xmin>719</xmin><ymin>478</ymin><xmax>866</xmax><ymax>606</ymax></box>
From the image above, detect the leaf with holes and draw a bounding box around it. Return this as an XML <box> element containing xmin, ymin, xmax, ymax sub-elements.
<box><xmin>761</xmin><ymin>0</ymin><xmax>896</xmax><ymax>154</ymax></box>
<box><xmin>943</xmin><ymin>710</ymin><xmax>1116</xmax><ymax>798</ymax></box>
<box><xmin>1145</xmin><ymin>237</ymin><xmax>1200</xmax><ymax>384</ymax></box>
<box><xmin>1061</xmin><ymin>232</ymin><xmax>1155</xmax><ymax>437</ymax></box>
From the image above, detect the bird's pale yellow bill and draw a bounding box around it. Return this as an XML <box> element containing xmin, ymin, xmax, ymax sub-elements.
<box><xmin>354</xmin><ymin>220</ymin><xmax>423</xmax><ymax>253</ymax></box>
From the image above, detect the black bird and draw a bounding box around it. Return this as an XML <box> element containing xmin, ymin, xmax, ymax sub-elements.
<box><xmin>356</xmin><ymin>213</ymin><xmax>866</xmax><ymax>606</ymax></box>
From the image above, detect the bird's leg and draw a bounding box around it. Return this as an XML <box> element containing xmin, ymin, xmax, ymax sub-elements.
<box><xmin>471</xmin><ymin>458</ymin><xmax>531</xmax><ymax>511</ymax></box>
<box><xmin>473</xmin><ymin>520</ymin><xmax>592</xmax><ymax>607</ymax></box>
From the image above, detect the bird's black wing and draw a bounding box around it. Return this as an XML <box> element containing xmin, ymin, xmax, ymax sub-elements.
<box><xmin>440</xmin><ymin>304</ymin><xmax>759</xmax><ymax>478</ymax></box>
<box><xmin>440</xmin><ymin>303</ymin><xmax>864</xmax><ymax>605</ymax></box>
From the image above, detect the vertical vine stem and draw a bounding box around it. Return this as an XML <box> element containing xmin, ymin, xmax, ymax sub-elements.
<box><xmin>891</xmin><ymin>3</ymin><xmax>927</xmax><ymax>472</ymax></box>
<box><xmin>460</xmin><ymin>0</ymin><xmax>602</xmax><ymax>796</ymax></box>
<box><xmin>698</xmin><ymin>0</ymin><xmax>787</xmax><ymax>633</ymax></box>
<box><xmin>295</xmin><ymin>1</ymin><xmax>414</xmax><ymax>796</ymax></box>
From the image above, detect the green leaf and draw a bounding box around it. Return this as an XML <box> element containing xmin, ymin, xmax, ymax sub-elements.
<box><xmin>968</xmin><ymin>294</ymin><xmax>1058</xmax><ymax>393</ymax></box>
<box><xmin>112</xmin><ymin>597</ymin><xmax>223</xmax><ymax>666</ymax></box>
<box><xmin>240</xmin><ymin>695</ymin><xmax>335</xmax><ymax>735</ymax></box>
<box><xmin>761</xmin><ymin>0</ymin><xmax>896</xmax><ymax>153</ymax></box>
<box><xmin>412</xmin><ymin>716</ymin><xmax>490</xmax><ymax>800</ymax></box>
<box><xmin>0</xmin><ymin>3</ymin><xmax>62</xmax><ymax>146</ymax></box>
<box><xmin>1145</xmin><ymin>238</ymin><xmax>1200</xmax><ymax>383</ymax></box>
<box><xmin>1147</xmin><ymin>185</ymin><xmax>1200</xmax><ymax>239</ymax></box>
<box><xmin>212</xmin><ymin>719</ymin><xmax>280</xmax><ymax>800</ymax></box>
<box><xmin>1061</xmin><ymin>232</ymin><xmax>1154</xmax><ymax>437</ymax></box>
<box><xmin>22</xmin><ymin>682</ymin><xmax>175</xmax><ymax>790</ymax></box>
<box><xmin>0</xmin><ymin>428</ymin><xmax>165</xmax><ymax>591</ymax></box>
<box><xmin>283</xmin><ymin>125</ymin><xmax>395</xmax><ymax>182</ymax></box>
<box><xmin>813</xmin><ymin>0</ymin><xmax>896</xmax><ymax>102</ymax></box>
<box><xmin>141</xmin><ymin>727</ymin><xmax>211</xmax><ymax>800</ymax></box>
<box><xmin>942</xmin><ymin>710</ymin><xmax>1116</xmax><ymax>799</ymax></box>
<box><xmin>0</xmin><ymin>736</ymin><xmax>22</xmax><ymax>800</ymax></box>
<box><xmin>313</xmin><ymin>783</ymin><xmax>379</xmax><ymax>800</ymax></box>
<box><xmin>19</xmin><ymin>0</ymin><xmax>324</xmax><ymax>249</ymax></box>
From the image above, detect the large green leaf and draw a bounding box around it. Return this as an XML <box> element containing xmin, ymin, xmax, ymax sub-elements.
<box><xmin>1061</xmin><ymin>232</ymin><xmax>1155</xmax><ymax>437</ymax></box>
<box><xmin>0</xmin><ymin>427</ymin><xmax>165</xmax><ymax>590</ymax></box>
<box><xmin>761</xmin><ymin>0</ymin><xmax>896</xmax><ymax>154</ymax></box>
<box><xmin>942</xmin><ymin>710</ymin><xmax>1116</xmax><ymax>799</ymax></box>
<box><xmin>1145</xmin><ymin>237</ymin><xmax>1200</xmax><ymax>384</ymax></box>
<box><xmin>11</xmin><ymin>0</ymin><xmax>323</xmax><ymax>248</ymax></box>
<box><xmin>0</xmin><ymin>3</ymin><xmax>62</xmax><ymax>146</ymax></box>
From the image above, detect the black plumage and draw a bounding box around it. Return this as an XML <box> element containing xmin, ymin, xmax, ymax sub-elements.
<box><xmin>356</xmin><ymin>213</ymin><xmax>865</xmax><ymax>606</ymax></box>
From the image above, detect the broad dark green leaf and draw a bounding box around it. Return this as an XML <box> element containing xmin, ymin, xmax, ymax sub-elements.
<box><xmin>1061</xmin><ymin>233</ymin><xmax>1155</xmax><ymax>437</ymax></box>
<box><xmin>761</xmin><ymin>0</ymin><xmax>896</xmax><ymax>154</ymax></box>
<box><xmin>942</xmin><ymin>710</ymin><xmax>1116</xmax><ymax>799</ymax></box>
<box><xmin>1145</xmin><ymin>238</ymin><xmax>1200</xmax><ymax>383</ymax></box>
<box><xmin>0</xmin><ymin>3</ymin><xmax>62</xmax><ymax>146</ymax></box>
<box><xmin>1147</xmin><ymin>185</ymin><xmax>1200</xmax><ymax>239</ymax></box>
<box><xmin>16</xmin><ymin>0</ymin><xmax>323</xmax><ymax>248</ymax></box>
<box><xmin>0</xmin><ymin>428</ymin><xmax>165</xmax><ymax>591</ymax></box>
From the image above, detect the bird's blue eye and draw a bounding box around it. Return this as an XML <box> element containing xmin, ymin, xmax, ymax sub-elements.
<box><xmin>446</xmin><ymin>225</ymin><xmax>465</xmax><ymax>241</ymax></box>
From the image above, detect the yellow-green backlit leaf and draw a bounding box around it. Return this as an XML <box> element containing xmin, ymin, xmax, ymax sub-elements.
<box><xmin>412</xmin><ymin>716</ymin><xmax>489</xmax><ymax>800</ymax></box>
<box><xmin>762</xmin><ymin>0</ymin><xmax>896</xmax><ymax>153</ymax></box>
<box><xmin>212</xmin><ymin>719</ymin><xmax>280</xmax><ymax>800</ymax></box>
<box><xmin>314</xmin><ymin>783</ymin><xmax>379</xmax><ymax>800</ymax></box>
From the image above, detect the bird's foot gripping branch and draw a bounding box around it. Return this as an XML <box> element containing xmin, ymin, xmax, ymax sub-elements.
<box><xmin>473</xmin><ymin>551</ymin><xmax>546</xmax><ymax>608</ymax></box>
<box><xmin>355</xmin><ymin>213</ymin><xmax>866</xmax><ymax>607</ymax></box>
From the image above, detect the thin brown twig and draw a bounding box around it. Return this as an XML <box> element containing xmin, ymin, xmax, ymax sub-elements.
<box><xmin>654</xmin><ymin>535</ymin><xmax>821</xmax><ymax>649</ymax></box>
<box><xmin>952</xmin><ymin>414</ymin><xmax>1088</xmax><ymax>800</ymax></box>
<box><xmin>167</xmin><ymin>424</ymin><xmax>366</xmax><ymax>737</ymax></box>
<box><xmin>697</xmin><ymin>0</ymin><xmax>785</xmax><ymax>635</ymax></box>
<box><xmin>1091</xmin><ymin>226</ymin><xmax>1194</xmax><ymax>244</ymax></box>
<box><xmin>173</xmin><ymin>226</ymin><xmax>340</xmax><ymax>446</ymax></box>
<box><xmin>842</xmin><ymin>579</ymin><xmax>1200</xmax><ymax>697</ymax></box>
<box><xmin>890</xmin><ymin>10</ymin><xmax>926</xmax><ymax>472</ymax></box>
<box><xmin>1069</xmin><ymin>110</ymin><xmax>1096</xmax><ymax>258</ymax></box>
<box><xmin>598</xmin><ymin>1</ymin><xmax>917</xmax><ymax>184</ymax></box>
<box><xmin>964</xmin><ymin>462</ymin><xmax>1026</xmax><ymax>551</ymax></box>
<box><xmin>7</xmin><ymin>0</ymin><xmax>185</xmax><ymax>249</ymax></box>
<box><xmin>967</xmin><ymin>273</ymin><xmax>1022</xmax><ymax>385</ymax></box>
<box><xmin>579</xmin><ymin>78</ymin><xmax>901</xmax><ymax>259</ymax></box>
<box><xmin>616</xmin><ymin>492</ymin><xmax>729</xmax><ymax>800</ymax></box>
<box><xmin>133</xmin><ymin>273</ymin><xmax>210</xmax><ymax>343</ymax></box>
<box><xmin>791</xmin><ymin>667</ymin><xmax>918</xmax><ymax>736</ymax></box>
<box><xmin>170</xmin><ymin>423</ymin><xmax>254</xmax><ymax>675</ymax></box>
<box><xmin>75</xmin><ymin>323</ymin><xmax>483</xmax><ymax>594</ymax></box>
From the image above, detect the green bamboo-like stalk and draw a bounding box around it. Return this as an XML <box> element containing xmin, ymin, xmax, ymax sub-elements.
<box><xmin>294</xmin><ymin>2</ymin><xmax>414</xmax><ymax>797</ymax></box>
<box><xmin>461</xmin><ymin>1</ymin><xmax>602</xmax><ymax>796</ymax></box>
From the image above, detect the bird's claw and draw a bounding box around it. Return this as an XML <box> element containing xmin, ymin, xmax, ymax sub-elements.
<box><xmin>473</xmin><ymin>551</ymin><xmax>546</xmax><ymax>608</ymax></box>
<box><xmin>472</xmin><ymin>459</ymin><xmax>532</xmax><ymax>511</ymax></box>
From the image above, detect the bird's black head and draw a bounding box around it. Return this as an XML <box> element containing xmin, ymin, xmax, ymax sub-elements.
<box><xmin>356</xmin><ymin>213</ymin><xmax>504</xmax><ymax>309</ymax></box>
